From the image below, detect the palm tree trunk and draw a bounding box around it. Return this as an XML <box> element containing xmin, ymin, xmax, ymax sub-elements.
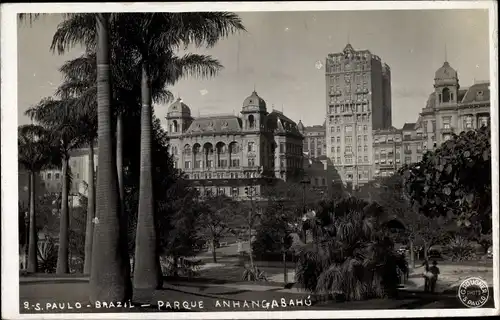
<box><xmin>89</xmin><ymin>13</ymin><xmax>131</xmax><ymax>304</ymax></box>
<box><xmin>56</xmin><ymin>156</ymin><xmax>70</xmax><ymax>274</ymax></box>
<box><xmin>133</xmin><ymin>60</ymin><xmax>161</xmax><ymax>289</ymax></box>
<box><xmin>83</xmin><ymin>142</ymin><xmax>95</xmax><ymax>274</ymax></box>
<box><xmin>27</xmin><ymin>172</ymin><xmax>38</xmax><ymax>273</ymax></box>
<box><xmin>116</xmin><ymin>112</ymin><xmax>124</xmax><ymax>214</ymax></box>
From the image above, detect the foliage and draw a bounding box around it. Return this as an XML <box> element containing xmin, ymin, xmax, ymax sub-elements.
<box><xmin>69</xmin><ymin>195</ymin><xmax>88</xmax><ymax>273</ymax></box>
<box><xmin>294</xmin><ymin>197</ymin><xmax>408</xmax><ymax>301</ymax></box>
<box><xmin>37</xmin><ymin>236</ymin><xmax>58</xmax><ymax>273</ymax></box>
<box><xmin>159</xmin><ymin>256</ymin><xmax>203</xmax><ymax>278</ymax></box>
<box><xmin>400</xmin><ymin>127</ymin><xmax>492</xmax><ymax>236</ymax></box>
<box><xmin>196</xmin><ymin>194</ymin><xmax>237</xmax><ymax>262</ymax></box>
<box><xmin>445</xmin><ymin>236</ymin><xmax>476</xmax><ymax>261</ymax></box>
<box><xmin>18</xmin><ymin>125</ymin><xmax>61</xmax><ymax>174</ymax></box>
<box><xmin>242</xmin><ymin>266</ymin><xmax>268</xmax><ymax>282</ymax></box>
<box><xmin>252</xmin><ymin>198</ymin><xmax>295</xmax><ymax>259</ymax></box>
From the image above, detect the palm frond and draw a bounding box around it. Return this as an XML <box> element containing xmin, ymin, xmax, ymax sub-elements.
<box><xmin>50</xmin><ymin>13</ymin><xmax>97</xmax><ymax>54</ymax></box>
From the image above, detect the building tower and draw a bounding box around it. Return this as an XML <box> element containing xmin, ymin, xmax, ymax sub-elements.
<box><xmin>166</xmin><ymin>98</ymin><xmax>193</xmax><ymax>136</ymax></box>
<box><xmin>324</xmin><ymin>43</ymin><xmax>392</xmax><ymax>189</ymax></box>
<box><xmin>241</xmin><ymin>90</ymin><xmax>268</xmax><ymax>131</ymax></box>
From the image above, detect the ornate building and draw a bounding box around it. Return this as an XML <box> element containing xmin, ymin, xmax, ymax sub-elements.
<box><xmin>165</xmin><ymin>91</ymin><xmax>304</xmax><ymax>199</ymax></box>
<box><xmin>419</xmin><ymin>60</ymin><xmax>490</xmax><ymax>150</ymax></box>
<box><xmin>325</xmin><ymin>43</ymin><xmax>392</xmax><ymax>188</ymax></box>
<box><xmin>298</xmin><ymin>121</ymin><xmax>327</xmax><ymax>159</ymax></box>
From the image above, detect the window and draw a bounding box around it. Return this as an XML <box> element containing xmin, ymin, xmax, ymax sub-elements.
<box><xmin>405</xmin><ymin>157</ymin><xmax>411</xmax><ymax>164</ymax></box>
<box><xmin>47</xmin><ymin>173</ymin><xmax>52</xmax><ymax>180</ymax></box>
<box><xmin>231</xmin><ymin>188</ymin><xmax>239</xmax><ymax>197</ymax></box>
<box><xmin>346</xmin><ymin>146</ymin><xmax>352</xmax><ymax>152</ymax></box>
<box><xmin>330</xmin><ymin>127</ymin><xmax>335</xmax><ymax>133</ymax></box>
<box><xmin>279</xmin><ymin>143</ymin><xmax>285</xmax><ymax>153</ymax></box>
<box><xmin>479</xmin><ymin>116</ymin><xmax>489</xmax><ymax>127</ymax></box>
<box><xmin>337</xmin><ymin>146</ymin><xmax>341</xmax><ymax>153</ymax></box>
<box><xmin>55</xmin><ymin>173</ymin><xmax>60</xmax><ymax>180</ymax></box>
<box><xmin>357</xmin><ymin>145</ymin><xmax>361</xmax><ymax>152</ymax></box>
<box><xmin>364</xmin><ymin>145</ymin><xmax>368</xmax><ymax>152</ymax></box>
<box><xmin>345</xmin><ymin>136</ymin><xmax>352</xmax><ymax>143</ymax></box>
<box><xmin>248</xmin><ymin>142</ymin><xmax>255</xmax><ymax>152</ymax></box>
<box><xmin>357</xmin><ymin>135</ymin><xmax>361</xmax><ymax>142</ymax></box>
<box><xmin>336</xmin><ymin>137</ymin><xmax>341</xmax><ymax>143</ymax></box>
<box><xmin>364</xmin><ymin>156</ymin><xmax>368</xmax><ymax>162</ymax></box>
<box><xmin>206</xmin><ymin>160</ymin><xmax>213</xmax><ymax>168</ymax></box>
<box><xmin>231</xmin><ymin>159</ymin><xmax>240</xmax><ymax>167</ymax></box>
<box><xmin>364</xmin><ymin>135</ymin><xmax>368</xmax><ymax>142</ymax></box>
<box><xmin>184</xmin><ymin>161</ymin><xmax>191</xmax><ymax>169</ymax></box>
<box><xmin>337</xmin><ymin>126</ymin><xmax>341</xmax><ymax>132</ymax></box>
<box><xmin>218</xmin><ymin>159</ymin><xmax>228</xmax><ymax>168</ymax></box>
<box><xmin>464</xmin><ymin>116</ymin><xmax>473</xmax><ymax>129</ymax></box>
<box><xmin>363</xmin><ymin>125</ymin><xmax>367</xmax><ymax>131</ymax></box>
<box><xmin>337</xmin><ymin>157</ymin><xmax>341</xmax><ymax>163</ymax></box>
<box><xmin>331</xmin><ymin>146</ymin><xmax>334</xmax><ymax>152</ymax></box>
<box><xmin>442</xmin><ymin>117</ymin><xmax>452</xmax><ymax>129</ymax></box>
<box><xmin>174</xmin><ymin>161</ymin><xmax>178</xmax><ymax>168</ymax></box>
<box><xmin>358</xmin><ymin>156</ymin><xmax>362</xmax><ymax>163</ymax></box>
<box><xmin>195</xmin><ymin>160</ymin><xmax>202</xmax><ymax>169</ymax></box>
<box><xmin>431</xmin><ymin>120</ymin><xmax>436</xmax><ymax>132</ymax></box>
<box><xmin>345</xmin><ymin>125</ymin><xmax>353</xmax><ymax>133</ymax></box>
<box><xmin>280</xmin><ymin>159</ymin><xmax>285</xmax><ymax>167</ymax></box>
<box><xmin>248</xmin><ymin>159</ymin><xmax>255</xmax><ymax>167</ymax></box>
<box><xmin>345</xmin><ymin>156</ymin><xmax>353</xmax><ymax>164</ymax></box>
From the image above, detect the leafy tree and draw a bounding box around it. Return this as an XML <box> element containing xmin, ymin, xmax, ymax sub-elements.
<box><xmin>400</xmin><ymin>127</ymin><xmax>492</xmax><ymax>246</ymax></box>
<box><xmin>18</xmin><ymin>125</ymin><xmax>61</xmax><ymax>273</ymax></box>
<box><xmin>295</xmin><ymin>197</ymin><xmax>407</xmax><ymax>301</ymax></box>
<box><xmin>197</xmin><ymin>195</ymin><xmax>237</xmax><ymax>263</ymax></box>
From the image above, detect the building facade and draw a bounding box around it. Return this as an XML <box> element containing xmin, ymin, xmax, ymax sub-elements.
<box><xmin>325</xmin><ymin>43</ymin><xmax>392</xmax><ymax>188</ymax></box>
<box><xmin>372</xmin><ymin>127</ymin><xmax>403</xmax><ymax>178</ymax></box>
<box><xmin>165</xmin><ymin>91</ymin><xmax>304</xmax><ymax>199</ymax></box>
<box><xmin>298</xmin><ymin>121</ymin><xmax>327</xmax><ymax>159</ymax></box>
<box><xmin>419</xmin><ymin>61</ymin><xmax>491</xmax><ymax>150</ymax></box>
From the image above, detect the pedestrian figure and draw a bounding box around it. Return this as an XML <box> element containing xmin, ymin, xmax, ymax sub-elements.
<box><xmin>428</xmin><ymin>260</ymin><xmax>440</xmax><ymax>293</ymax></box>
<box><xmin>422</xmin><ymin>259</ymin><xmax>430</xmax><ymax>292</ymax></box>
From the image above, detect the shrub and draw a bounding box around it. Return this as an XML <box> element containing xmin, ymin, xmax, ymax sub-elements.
<box><xmin>242</xmin><ymin>265</ymin><xmax>268</xmax><ymax>282</ymax></box>
<box><xmin>295</xmin><ymin>197</ymin><xmax>408</xmax><ymax>301</ymax></box>
<box><xmin>159</xmin><ymin>256</ymin><xmax>203</xmax><ymax>278</ymax></box>
<box><xmin>446</xmin><ymin>236</ymin><xmax>476</xmax><ymax>261</ymax></box>
<box><xmin>37</xmin><ymin>236</ymin><xmax>58</xmax><ymax>273</ymax></box>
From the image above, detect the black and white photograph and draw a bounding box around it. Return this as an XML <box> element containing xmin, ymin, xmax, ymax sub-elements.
<box><xmin>1</xmin><ymin>1</ymin><xmax>499</xmax><ymax>319</ymax></box>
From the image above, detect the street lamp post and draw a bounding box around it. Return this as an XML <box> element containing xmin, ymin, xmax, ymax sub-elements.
<box><xmin>244</xmin><ymin>180</ymin><xmax>258</xmax><ymax>269</ymax></box>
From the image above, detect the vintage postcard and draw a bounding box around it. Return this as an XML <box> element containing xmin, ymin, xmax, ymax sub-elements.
<box><xmin>1</xmin><ymin>1</ymin><xmax>498</xmax><ymax>319</ymax></box>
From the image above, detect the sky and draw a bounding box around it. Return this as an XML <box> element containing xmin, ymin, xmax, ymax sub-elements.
<box><xmin>17</xmin><ymin>9</ymin><xmax>491</xmax><ymax>128</ymax></box>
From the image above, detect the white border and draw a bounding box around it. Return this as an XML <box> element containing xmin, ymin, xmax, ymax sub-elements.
<box><xmin>1</xmin><ymin>1</ymin><xmax>498</xmax><ymax>319</ymax></box>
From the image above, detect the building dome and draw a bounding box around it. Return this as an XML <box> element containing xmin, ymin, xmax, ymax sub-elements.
<box><xmin>167</xmin><ymin>98</ymin><xmax>191</xmax><ymax>117</ymax></box>
<box><xmin>242</xmin><ymin>91</ymin><xmax>267</xmax><ymax>112</ymax></box>
<box><xmin>435</xmin><ymin>61</ymin><xmax>457</xmax><ymax>80</ymax></box>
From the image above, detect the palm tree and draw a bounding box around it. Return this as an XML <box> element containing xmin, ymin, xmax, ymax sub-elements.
<box><xmin>56</xmin><ymin>54</ymin><xmax>98</xmax><ymax>275</ymax></box>
<box><xmin>26</xmin><ymin>97</ymin><xmax>87</xmax><ymax>275</ymax></box>
<box><xmin>294</xmin><ymin>197</ymin><xmax>407</xmax><ymax>301</ymax></box>
<box><xmin>114</xmin><ymin>12</ymin><xmax>245</xmax><ymax>289</ymax></box>
<box><xmin>20</xmin><ymin>13</ymin><xmax>131</xmax><ymax>302</ymax></box>
<box><xmin>48</xmin><ymin>12</ymin><xmax>246</xmax><ymax>289</ymax></box>
<box><xmin>18</xmin><ymin>125</ymin><xmax>60</xmax><ymax>273</ymax></box>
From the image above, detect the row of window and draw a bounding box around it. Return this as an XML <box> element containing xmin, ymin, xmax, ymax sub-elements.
<box><xmin>334</xmin><ymin>156</ymin><xmax>369</xmax><ymax>164</ymax></box>
<box><xmin>188</xmin><ymin>171</ymin><xmax>259</xmax><ymax>180</ymax></box>
<box><xmin>329</xmin><ymin>135</ymin><xmax>369</xmax><ymax>144</ymax></box>
<box><xmin>331</xmin><ymin>145</ymin><xmax>370</xmax><ymax>153</ymax></box>
<box><xmin>329</xmin><ymin>114</ymin><xmax>371</xmax><ymax>124</ymax></box>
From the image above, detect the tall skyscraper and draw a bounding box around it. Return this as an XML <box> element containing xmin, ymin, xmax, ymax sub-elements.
<box><xmin>325</xmin><ymin>44</ymin><xmax>392</xmax><ymax>188</ymax></box>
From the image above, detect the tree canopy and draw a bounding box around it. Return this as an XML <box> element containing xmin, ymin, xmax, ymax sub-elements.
<box><xmin>400</xmin><ymin>127</ymin><xmax>492</xmax><ymax>236</ymax></box>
